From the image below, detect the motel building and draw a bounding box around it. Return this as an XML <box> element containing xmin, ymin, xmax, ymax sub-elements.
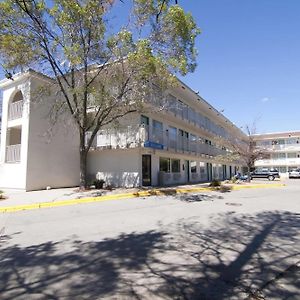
<box><xmin>253</xmin><ymin>131</ymin><xmax>300</xmax><ymax>176</ymax></box>
<box><xmin>0</xmin><ymin>69</ymin><xmax>246</xmax><ymax>191</ymax></box>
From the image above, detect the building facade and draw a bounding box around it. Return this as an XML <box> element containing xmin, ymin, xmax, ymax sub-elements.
<box><xmin>253</xmin><ymin>131</ymin><xmax>300</xmax><ymax>175</ymax></box>
<box><xmin>0</xmin><ymin>71</ymin><xmax>80</xmax><ymax>190</ymax></box>
<box><xmin>0</xmin><ymin>70</ymin><xmax>246</xmax><ymax>191</ymax></box>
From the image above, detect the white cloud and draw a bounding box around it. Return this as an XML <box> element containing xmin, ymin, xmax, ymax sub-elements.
<box><xmin>261</xmin><ymin>97</ymin><xmax>270</xmax><ymax>103</ymax></box>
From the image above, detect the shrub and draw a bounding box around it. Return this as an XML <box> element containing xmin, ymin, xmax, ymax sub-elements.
<box><xmin>94</xmin><ymin>179</ymin><xmax>105</xmax><ymax>189</ymax></box>
<box><xmin>230</xmin><ymin>176</ymin><xmax>238</xmax><ymax>184</ymax></box>
<box><xmin>209</xmin><ymin>180</ymin><xmax>221</xmax><ymax>187</ymax></box>
<box><xmin>0</xmin><ymin>190</ymin><xmax>6</xmax><ymax>200</ymax></box>
<box><xmin>105</xmin><ymin>184</ymin><xmax>114</xmax><ymax>191</ymax></box>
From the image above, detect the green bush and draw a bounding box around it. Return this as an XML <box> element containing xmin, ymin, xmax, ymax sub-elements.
<box><xmin>209</xmin><ymin>180</ymin><xmax>221</xmax><ymax>187</ymax></box>
<box><xmin>94</xmin><ymin>179</ymin><xmax>105</xmax><ymax>189</ymax></box>
<box><xmin>0</xmin><ymin>190</ymin><xmax>5</xmax><ymax>199</ymax></box>
<box><xmin>231</xmin><ymin>176</ymin><xmax>238</xmax><ymax>183</ymax></box>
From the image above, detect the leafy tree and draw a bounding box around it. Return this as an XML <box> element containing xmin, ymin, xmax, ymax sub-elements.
<box><xmin>0</xmin><ymin>0</ymin><xmax>200</xmax><ymax>188</ymax></box>
<box><xmin>237</xmin><ymin>125</ymin><xmax>270</xmax><ymax>181</ymax></box>
<box><xmin>224</xmin><ymin>124</ymin><xmax>269</xmax><ymax>181</ymax></box>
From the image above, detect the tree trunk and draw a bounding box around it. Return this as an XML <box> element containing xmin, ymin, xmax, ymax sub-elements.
<box><xmin>79</xmin><ymin>133</ymin><xmax>88</xmax><ymax>189</ymax></box>
<box><xmin>246</xmin><ymin>165</ymin><xmax>251</xmax><ymax>182</ymax></box>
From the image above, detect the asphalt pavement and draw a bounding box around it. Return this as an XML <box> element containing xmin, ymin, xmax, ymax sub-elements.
<box><xmin>0</xmin><ymin>180</ymin><xmax>299</xmax><ymax>299</ymax></box>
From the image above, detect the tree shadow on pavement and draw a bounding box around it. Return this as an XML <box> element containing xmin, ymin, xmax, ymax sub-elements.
<box><xmin>0</xmin><ymin>211</ymin><xmax>299</xmax><ymax>300</ymax></box>
<box><xmin>176</xmin><ymin>193</ymin><xmax>223</xmax><ymax>203</ymax></box>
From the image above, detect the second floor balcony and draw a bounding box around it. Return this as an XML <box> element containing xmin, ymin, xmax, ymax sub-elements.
<box><xmin>8</xmin><ymin>100</ymin><xmax>24</xmax><ymax>121</ymax></box>
<box><xmin>86</xmin><ymin>125</ymin><xmax>228</xmax><ymax>158</ymax></box>
<box><xmin>6</xmin><ymin>144</ymin><xmax>21</xmax><ymax>163</ymax></box>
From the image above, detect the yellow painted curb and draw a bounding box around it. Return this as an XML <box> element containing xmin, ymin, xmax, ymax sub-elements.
<box><xmin>231</xmin><ymin>183</ymin><xmax>285</xmax><ymax>190</ymax></box>
<box><xmin>0</xmin><ymin>192</ymin><xmax>140</xmax><ymax>213</ymax></box>
<box><xmin>0</xmin><ymin>183</ymin><xmax>285</xmax><ymax>213</ymax></box>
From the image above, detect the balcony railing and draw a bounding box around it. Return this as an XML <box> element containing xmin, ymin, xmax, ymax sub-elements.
<box><xmin>6</xmin><ymin>144</ymin><xmax>21</xmax><ymax>163</ymax></box>
<box><xmin>256</xmin><ymin>157</ymin><xmax>300</xmax><ymax>167</ymax></box>
<box><xmin>8</xmin><ymin>101</ymin><xmax>23</xmax><ymax>120</ymax></box>
<box><xmin>163</xmin><ymin>96</ymin><xmax>232</xmax><ymax>140</ymax></box>
<box><xmin>261</xmin><ymin>143</ymin><xmax>300</xmax><ymax>152</ymax></box>
<box><xmin>86</xmin><ymin>125</ymin><xmax>228</xmax><ymax>158</ymax></box>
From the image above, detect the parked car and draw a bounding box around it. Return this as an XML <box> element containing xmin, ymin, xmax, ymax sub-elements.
<box><xmin>250</xmin><ymin>168</ymin><xmax>280</xmax><ymax>181</ymax></box>
<box><xmin>288</xmin><ymin>168</ymin><xmax>300</xmax><ymax>179</ymax></box>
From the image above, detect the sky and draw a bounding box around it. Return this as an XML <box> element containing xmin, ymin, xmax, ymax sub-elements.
<box><xmin>177</xmin><ymin>0</ymin><xmax>300</xmax><ymax>134</ymax></box>
<box><xmin>1</xmin><ymin>0</ymin><xmax>300</xmax><ymax>134</ymax></box>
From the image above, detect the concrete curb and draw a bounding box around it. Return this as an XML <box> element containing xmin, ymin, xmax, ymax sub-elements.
<box><xmin>0</xmin><ymin>183</ymin><xmax>285</xmax><ymax>213</ymax></box>
<box><xmin>231</xmin><ymin>183</ymin><xmax>285</xmax><ymax>190</ymax></box>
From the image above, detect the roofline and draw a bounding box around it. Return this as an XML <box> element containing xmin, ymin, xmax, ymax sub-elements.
<box><xmin>0</xmin><ymin>69</ymin><xmax>53</xmax><ymax>88</ymax></box>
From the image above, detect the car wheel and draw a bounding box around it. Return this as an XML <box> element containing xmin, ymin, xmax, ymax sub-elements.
<box><xmin>268</xmin><ymin>175</ymin><xmax>275</xmax><ymax>181</ymax></box>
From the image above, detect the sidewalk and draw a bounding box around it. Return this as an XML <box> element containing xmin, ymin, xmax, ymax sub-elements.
<box><xmin>0</xmin><ymin>180</ymin><xmax>285</xmax><ymax>213</ymax></box>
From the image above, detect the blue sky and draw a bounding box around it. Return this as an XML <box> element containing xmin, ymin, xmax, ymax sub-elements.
<box><xmin>1</xmin><ymin>0</ymin><xmax>300</xmax><ymax>133</ymax></box>
<box><xmin>178</xmin><ymin>0</ymin><xmax>300</xmax><ymax>133</ymax></box>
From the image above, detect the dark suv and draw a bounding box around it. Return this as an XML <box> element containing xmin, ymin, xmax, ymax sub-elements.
<box><xmin>250</xmin><ymin>168</ymin><xmax>280</xmax><ymax>181</ymax></box>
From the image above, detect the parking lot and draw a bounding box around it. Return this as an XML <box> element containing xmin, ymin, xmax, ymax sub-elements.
<box><xmin>0</xmin><ymin>180</ymin><xmax>299</xmax><ymax>299</ymax></box>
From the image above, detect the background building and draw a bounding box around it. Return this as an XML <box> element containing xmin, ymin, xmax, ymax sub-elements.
<box><xmin>253</xmin><ymin>131</ymin><xmax>300</xmax><ymax>175</ymax></box>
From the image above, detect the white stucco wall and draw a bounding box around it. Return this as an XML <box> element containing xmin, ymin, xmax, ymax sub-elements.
<box><xmin>25</xmin><ymin>79</ymin><xmax>80</xmax><ymax>191</ymax></box>
<box><xmin>88</xmin><ymin>149</ymin><xmax>140</xmax><ymax>187</ymax></box>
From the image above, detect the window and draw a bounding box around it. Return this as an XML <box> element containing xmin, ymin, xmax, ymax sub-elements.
<box><xmin>152</xmin><ymin>120</ymin><xmax>163</xmax><ymax>130</ymax></box>
<box><xmin>218</xmin><ymin>165</ymin><xmax>223</xmax><ymax>178</ymax></box>
<box><xmin>199</xmin><ymin>162</ymin><xmax>207</xmax><ymax>180</ymax></box>
<box><xmin>169</xmin><ymin>127</ymin><xmax>177</xmax><ymax>140</ymax></box>
<box><xmin>272</xmin><ymin>139</ymin><xmax>285</xmax><ymax>145</ymax></box>
<box><xmin>189</xmin><ymin>107</ymin><xmax>195</xmax><ymax>123</ymax></box>
<box><xmin>257</xmin><ymin>140</ymin><xmax>271</xmax><ymax>146</ymax></box>
<box><xmin>197</xmin><ymin>112</ymin><xmax>205</xmax><ymax>128</ymax></box>
<box><xmin>182</xmin><ymin>103</ymin><xmax>188</xmax><ymax>119</ymax></box>
<box><xmin>286</xmin><ymin>138</ymin><xmax>297</xmax><ymax>144</ymax></box>
<box><xmin>191</xmin><ymin>161</ymin><xmax>197</xmax><ymax>173</ymax></box>
<box><xmin>272</xmin><ymin>153</ymin><xmax>286</xmax><ymax>159</ymax></box>
<box><xmin>212</xmin><ymin>164</ymin><xmax>218</xmax><ymax>179</ymax></box>
<box><xmin>141</xmin><ymin>115</ymin><xmax>149</xmax><ymax>126</ymax></box>
<box><xmin>177</xmin><ymin>100</ymin><xmax>184</xmax><ymax>118</ymax></box>
<box><xmin>152</xmin><ymin>120</ymin><xmax>163</xmax><ymax>144</ymax></box>
<box><xmin>279</xmin><ymin>153</ymin><xmax>286</xmax><ymax>159</ymax></box>
<box><xmin>171</xmin><ymin>159</ymin><xmax>180</xmax><ymax>173</ymax></box>
<box><xmin>167</xmin><ymin>94</ymin><xmax>177</xmax><ymax>114</ymax></box>
<box><xmin>178</xmin><ymin>129</ymin><xmax>184</xmax><ymax>137</ymax></box>
<box><xmin>287</xmin><ymin>153</ymin><xmax>297</xmax><ymax>158</ymax></box>
<box><xmin>205</xmin><ymin>117</ymin><xmax>211</xmax><ymax>131</ymax></box>
<box><xmin>160</xmin><ymin>157</ymin><xmax>170</xmax><ymax>173</ymax></box>
<box><xmin>152</xmin><ymin>84</ymin><xmax>162</xmax><ymax>105</ymax></box>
